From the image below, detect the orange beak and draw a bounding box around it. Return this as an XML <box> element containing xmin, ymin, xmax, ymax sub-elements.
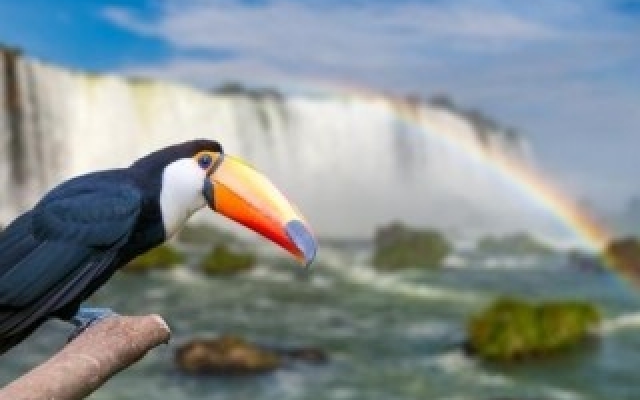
<box><xmin>203</xmin><ymin>154</ymin><xmax>316</xmax><ymax>267</ymax></box>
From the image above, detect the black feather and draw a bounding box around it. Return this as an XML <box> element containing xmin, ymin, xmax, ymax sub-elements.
<box><xmin>0</xmin><ymin>175</ymin><xmax>142</xmax><ymax>352</ymax></box>
<box><xmin>0</xmin><ymin>140</ymin><xmax>221</xmax><ymax>354</ymax></box>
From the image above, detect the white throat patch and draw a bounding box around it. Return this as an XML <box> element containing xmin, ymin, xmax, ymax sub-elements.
<box><xmin>159</xmin><ymin>159</ymin><xmax>207</xmax><ymax>237</ymax></box>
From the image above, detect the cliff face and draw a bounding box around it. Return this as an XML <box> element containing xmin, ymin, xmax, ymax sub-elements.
<box><xmin>0</xmin><ymin>50</ymin><xmax>549</xmax><ymax>237</ymax></box>
<box><xmin>1</xmin><ymin>49</ymin><xmax>61</xmax><ymax>222</ymax></box>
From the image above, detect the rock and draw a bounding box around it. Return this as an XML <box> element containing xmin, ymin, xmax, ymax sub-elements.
<box><xmin>123</xmin><ymin>244</ymin><xmax>184</xmax><ymax>273</ymax></box>
<box><xmin>175</xmin><ymin>336</ymin><xmax>329</xmax><ymax>375</ymax></box>
<box><xmin>276</xmin><ymin>347</ymin><xmax>329</xmax><ymax>365</ymax></box>
<box><xmin>567</xmin><ymin>250</ymin><xmax>604</xmax><ymax>273</ymax></box>
<box><xmin>177</xmin><ymin>224</ymin><xmax>237</xmax><ymax>245</ymax></box>
<box><xmin>467</xmin><ymin>297</ymin><xmax>600</xmax><ymax>362</ymax></box>
<box><xmin>489</xmin><ymin>398</ymin><xmax>548</xmax><ymax>400</ymax></box>
<box><xmin>476</xmin><ymin>233</ymin><xmax>554</xmax><ymax>256</ymax></box>
<box><xmin>372</xmin><ymin>221</ymin><xmax>451</xmax><ymax>269</ymax></box>
<box><xmin>175</xmin><ymin>335</ymin><xmax>280</xmax><ymax>375</ymax></box>
<box><xmin>604</xmin><ymin>237</ymin><xmax>640</xmax><ymax>282</ymax></box>
<box><xmin>200</xmin><ymin>243</ymin><xmax>256</xmax><ymax>275</ymax></box>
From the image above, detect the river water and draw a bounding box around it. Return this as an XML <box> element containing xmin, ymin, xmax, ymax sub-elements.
<box><xmin>2</xmin><ymin>246</ymin><xmax>640</xmax><ymax>400</ymax></box>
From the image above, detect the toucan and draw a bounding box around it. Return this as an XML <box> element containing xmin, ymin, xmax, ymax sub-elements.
<box><xmin>0</xmin><ymin>139</ymin><xmax>316</xmax><ymax>354</ymax></box>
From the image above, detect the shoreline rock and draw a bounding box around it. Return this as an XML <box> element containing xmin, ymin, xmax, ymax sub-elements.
<box><xmin>123</xmin><ymin>244</ymin><xmax>184</xmax><ymax>273</ymax></box>
<box><xmin>372</xmin><ymin>221</ymin><xmax>451</xmax><ymax>269</ymax></box>
<box><xmin>467</xmin><ymin>297</ymin><xmax>600</xmax><ymax>362</ymax></box>
<box><xmin>200</xmin><ymin>244</ymin><xmax>256</xmax><ymax>275</ymax></box>
<box><xmin>175</xmin><ymin>336</ymin><xmax>280</xmax><ymax>375</ymax></box>
<box><xmin>175</xmin><ymin>335</ymin><xmax>328</xmax><ymax>375</ymax></box>
<box><xmin>604</xmin><ymin>237</ymin><xmax>640</xmax><ymax>282</ymax></box>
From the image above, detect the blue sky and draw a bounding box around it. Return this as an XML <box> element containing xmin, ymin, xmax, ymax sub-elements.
<box><xmin>0</xmin><ymin>0</ymin><xmax>638</xmax><ymax>210</ymax></box>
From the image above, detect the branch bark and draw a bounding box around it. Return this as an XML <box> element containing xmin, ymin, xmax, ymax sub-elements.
<box><xmin>0</xmin><ymin>315</ymin><xmax>171</xmax><ymax>400</ymax></box>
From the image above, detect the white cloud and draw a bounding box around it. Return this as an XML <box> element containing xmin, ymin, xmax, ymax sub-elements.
<box><xmin>102</xmin><ymin>0</ymin><xmax>636</xmax><ymax>91</ymax></box>
<box><xmin>102</xmin><ymin>7</ymin><xmax>157</xmax><ymax>36</ymax></box>
<box><xmin>103</xmin><ymin>0</ymin><xmax>640</xmax><ymax>205</ymax></box>
<box><xmin>103</xmin><ymin>0</ymin><xmax>559</xmax><ymax>76</ymax></box>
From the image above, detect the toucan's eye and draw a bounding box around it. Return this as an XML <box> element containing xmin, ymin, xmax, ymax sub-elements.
<box><xmin>198</xmin><ymin>154</ymin><xmax>213</xmax><ymax>169</ymax></box>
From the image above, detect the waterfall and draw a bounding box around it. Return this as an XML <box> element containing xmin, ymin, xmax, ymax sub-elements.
<box><xmin>0</xmin><ymin>50</ymin><xmax>562</xmax><ymax>239</ymax></box>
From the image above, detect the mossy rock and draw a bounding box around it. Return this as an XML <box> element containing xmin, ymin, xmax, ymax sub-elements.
<box><xmin>476</xmin><ymin>233</ymin><xmax>554</xmax><ymax>256</ymax></box>
<box><xmin>604</xmin><ymin>237</ymin><xmax>640</xmax><ymax>282</ymax></box>
<box><xmin>123</xmin><ymin>244</ymin><xmax>184</xmax><ymax>273</ymax></box>
<box><xmin>200</xmin><ymin>243</ymin><xmax>256</xmax><ymax>275</ymax></box>
<box><xmin>213</xmin><ymin>82</ymin><xmax>284</xmax><ymax>100</ymax></box>
<box><xmin>567</xmin><ymin>249</ymin><xmax>604</xmax><ymax>273</ymax></box>
<box><xmin>372</xmin><ymin>221</ymin><xmax>451</xmax><ymax>269</ymax></box>
<box><xmin>0</xmin><ymin>44</ymin><xmax>22</xmax><ymax>56</ymax></box>
<box><xmin>177</xmin><ymin>224</ymin><xmax>237</xmax><ymax>245</ymax></box>
<box><xmin>175</xmin><ymin>335</ymin><xmax>280</xmax><ymax>375</ymax></box>
<box><xmin>468</xmin><ymin>297</ymin><xmax>600</xmax><ymax>361</ymax></box>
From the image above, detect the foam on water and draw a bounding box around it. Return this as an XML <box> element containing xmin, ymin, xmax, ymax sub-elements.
<box><xmin>325</xmin><ymin>262</ymin><xmax>484</xmax><ymax>304</ymax></box>
<box><xmin>423</xmin><ymin>350</ymin><xmax>587</xmax><ymax>400</ymax></box>
<box><xmin>599</xmin><ymin>312</ymin><xmax>640</xmax><ymax>335</ymax></box>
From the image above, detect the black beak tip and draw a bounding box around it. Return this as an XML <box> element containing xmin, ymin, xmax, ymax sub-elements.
<box><xmin>285</xmin><ymin>220</ymin><xmax>317</xmax><ymax>268</ymax></box>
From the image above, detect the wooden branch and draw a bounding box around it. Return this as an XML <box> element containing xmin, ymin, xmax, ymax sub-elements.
<box><xmin>0</xmin><ymin>315</ymin><xmax>171</xmax><ymax>400</ymax></box>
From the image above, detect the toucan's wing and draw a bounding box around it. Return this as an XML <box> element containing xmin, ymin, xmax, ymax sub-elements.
<box><xmin>32</xmin><ymin>180</ymin><xmax>142</xmax><ymax>248</ymax></box>
<box><xmin>0</xmin><ymin>178</ymin><xmax>141</xmax><ymax>338</ymax></box>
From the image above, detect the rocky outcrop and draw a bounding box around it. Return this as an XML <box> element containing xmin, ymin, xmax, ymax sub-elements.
<box><xmin>175</xmin><ymin>335</ymin><xmax>280</xmax><ymax>375</ymax></box>
<box><xmin>604</xmin><ymin>237</ymin><xmax>640</xmax><ymax>282</ymax></box>
<box><xmin>372</xmin><ymin>221</ymin><xmax>451</xmax><ymax>269</ymax></box>
<box><xmin>467</xmin><ymin>297</ymin><xmax>600</xmax><ymax>362</ymax></box>
<box><xmin>475</xmin><ymin>233</ymin><xmax>554</xmax><ymax>256</ymax></box>
<box><xmin>123</xmin><ymin>245</ymin><xmax>184</xmax><ymax>273</ymax></box>
<box><xmin>176</xmin><ymin>224</ymin><xmax>237</xmax><ymax>245</ymax></box>
<box><xmin>175</xmin><ymin>335</ymin><xmax>329</xmax><ymax>375</ymax></box>
<box><xmin>199</xmin><ymin>244</ymin><xmax>256</xmax><ymax>275</ymax></box>
<box><xmin>567</xmin><ymin>250</ymin><xmax>604</xmax><ymax>273</ymax></box>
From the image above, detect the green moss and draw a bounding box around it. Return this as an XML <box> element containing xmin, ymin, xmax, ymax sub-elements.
<box><xmin>372</xmin><ymin>221</ymin><xmax>451</xmax><ymax>269</ymax></box>
<box><xmin>468</xmin><ymin>297</ymin><xmax>600</xmax><ymax>361</ymax></box>
<box><xmin>200</xmin><ymin>244</ymin><xmax>256</xmax><ymax>275</ymax></box>
<box><xmin>476</xmin><ymin>233</ymin><xmax>554</xmax><ymax>256</ymax></box>
<box><xmin>177</xmin><ymin>224</ymin><xmax>237</xmax><ymax>245</ymax></box>
<box><xmin>123</xmin><ymin>244</ymin><xmax>184</xmax><ymax>273</ymax></box>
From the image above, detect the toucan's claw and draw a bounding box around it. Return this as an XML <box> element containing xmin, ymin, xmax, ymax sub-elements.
<box><xmin>68</xmin><ymin>306</ymin><xmax>119</xmax><ymax>342</ymax></box>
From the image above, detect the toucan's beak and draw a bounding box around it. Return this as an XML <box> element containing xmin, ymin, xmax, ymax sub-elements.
<box><xmin>203</xmin><ymin>154</ymin><xmax>316</xmax><ymax>267</ymax></box>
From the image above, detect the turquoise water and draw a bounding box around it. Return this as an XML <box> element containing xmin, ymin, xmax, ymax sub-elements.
<box><xmin>2</xmin><ymin>249</ymin><xmax>640</xmax><ymax>400</ymax></box>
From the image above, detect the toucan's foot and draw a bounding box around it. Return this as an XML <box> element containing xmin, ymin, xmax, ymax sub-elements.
<box><xmin>68</xmin><ymin>307</ymin><xmax>119</xmax><ymax>342</ymax></box>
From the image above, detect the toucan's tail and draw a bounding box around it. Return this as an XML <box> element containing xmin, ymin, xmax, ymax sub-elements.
<box><xmin>0</xmin><ymin>308</ymin><xmax>43</xmax><ymax>355</ymax></box>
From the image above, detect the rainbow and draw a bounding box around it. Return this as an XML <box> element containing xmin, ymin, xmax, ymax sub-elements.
<box><xmin>390</xmin><ymin>98</ymin><xmax>613</xmax><ymax>251</ymax></box>
<box><xmin>289</xmin><ymin>79</ymin><xmax>640</xmax><ymax>288</ymax></box>
<box><xmin>298</xmin><ymin>81</ymin><xmax>614</xmax><ymax>252</ymax></box>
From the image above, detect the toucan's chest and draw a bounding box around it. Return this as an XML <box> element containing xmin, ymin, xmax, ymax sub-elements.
<box><xmin>126</xmin><ymin>159</ymin><xmax>205</xmax><ymax>253</ymax></box>
<box><xmin>157</xmin><ymin>159</ymin><xmax>207</xmax><ymax>238</ymax></box>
